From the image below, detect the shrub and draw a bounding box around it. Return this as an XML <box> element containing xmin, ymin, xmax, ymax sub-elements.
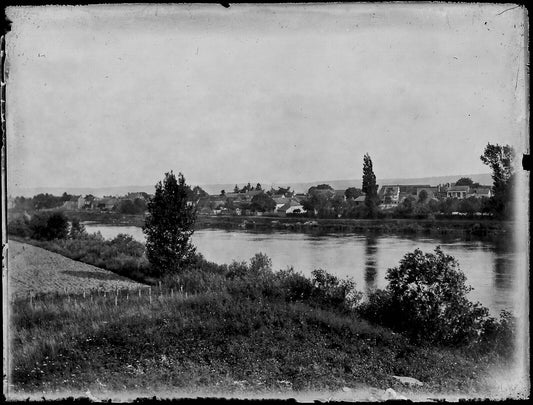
<box><xmin>277</xmin><ymin>267</ymin><xmax>314</xmax><ymax>302</ymax></box>
<box><xmin>360</xmin><ymin>247</ymin><xmax>492</xmax><ymax>346</ymax></box>
<box><xmin>8</xmin><ymin>216</ymin><xmax>32</xmax><ymax>238</ymax></box>
<box><xmin>310</xmin><ymin>269</ymin><xmax>362</xmax><ymax>311</ymax></box>
<box><xmin>476</xmin><ymin>310</ymin><xmax>516</xmax><ymax>357</ymax></box>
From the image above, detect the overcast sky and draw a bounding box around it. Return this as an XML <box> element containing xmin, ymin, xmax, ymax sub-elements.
<box><xmin>6</xmin><ymin>4</ymin><xmax>528</xmax><ymax>192</ymax></box>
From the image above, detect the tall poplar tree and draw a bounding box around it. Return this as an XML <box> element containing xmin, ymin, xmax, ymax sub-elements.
<box><xmin>362</xmin><ymin>153</ymin><xmax>379</xmax><ymax>218</ymax></box>
<box><xmin>143</xmin><ymin>171</ymin><xmax>197</xmax><ymax>275</ymax></box>
<box><xmin>480</xmin><ymin>143</ymin><xmax>515</xmax><ymax>218</ymax></box>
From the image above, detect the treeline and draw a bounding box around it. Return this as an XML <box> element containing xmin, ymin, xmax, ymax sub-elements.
<box><xmin>10</xmin><ymin>192</ymin><xmax>77</xmax><ymax>211</ymax></box>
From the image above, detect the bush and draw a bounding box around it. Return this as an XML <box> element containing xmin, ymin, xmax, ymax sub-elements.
<box><xmin>8</xmin><ymin>216</ymin><xmax>32</xmax><ymax>238</ymax></box>
<box><xmin>359</xmin><ymin>247</ymin><xmax>492</xmax><ymax>346</ymax></box>
<box><xmin>276</xmin><ymin>267</ymin><xmax>314</xmax><ymax>302</ymax></box>
<box><xmin>476</xmin><ymin>310</ymin><xmax>516</xmax><ymax>357</ymax></box>
<box><xmin>310</xmin><ymin>269</ymin><xmax>362</xmax><ymax>311</ymax></box>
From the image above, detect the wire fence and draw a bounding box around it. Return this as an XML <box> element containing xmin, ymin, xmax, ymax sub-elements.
<box><xmin>13</xmin><ymin>282</ymin><xmax>199</xmax><ymax>309</ymax></box>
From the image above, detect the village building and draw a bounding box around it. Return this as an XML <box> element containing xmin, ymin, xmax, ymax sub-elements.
<box><xmin>95</xmin><ymin>197</ymin><xmax>118</xmax><ymax>211</ymax></box>
<box><xmin>353</xmin><ymin>195</ymin><xmax>366</xmax><ymax>206</ymax></box>
<box><xmin>378</xmin><ymin>185</ymin><xmax>401</xmax><ymax>205</ymax></box>
<box><xmin>446</xmin><ymin>185</ymin><xmax>470</xmax><ymax>199</ymax></box>
<box><xmin>466</xmin><ymin>187</ymin><xmax>492</xmax><ymax>199</ymax></box>
<box><xmin>276</xmin><ymin>199</ymin><xmax>306</xmax><ymax>216</ymax></box>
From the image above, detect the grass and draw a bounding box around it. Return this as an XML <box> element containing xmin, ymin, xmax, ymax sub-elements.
<box><xmin>10</xmin><ymin>290</ymin><xmax>512</xmax><ymax>397</ymax></box>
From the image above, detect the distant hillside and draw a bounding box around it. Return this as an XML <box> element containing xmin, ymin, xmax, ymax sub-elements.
<box><xmin>9</xmin><ymin>173</ymin><xmax>492</xmax><ymax>197</ymax></box>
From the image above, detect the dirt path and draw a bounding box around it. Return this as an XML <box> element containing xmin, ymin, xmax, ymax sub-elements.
<box><xmin>6</xmin><ymin>240</ymin><xmax>148</xmax><ymax>299</ymax></box>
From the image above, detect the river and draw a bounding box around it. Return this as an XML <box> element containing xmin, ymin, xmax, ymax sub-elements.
<box><xmin>83</xmin><ymin>223</ymin><xmax>520</xmax><ymax>316</ymax></box>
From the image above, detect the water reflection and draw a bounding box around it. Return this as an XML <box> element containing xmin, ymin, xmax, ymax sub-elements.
<box><xmin>364</xmin><ymin>236</ymin><xmax>378</xmax><ymax>293</ymax></box>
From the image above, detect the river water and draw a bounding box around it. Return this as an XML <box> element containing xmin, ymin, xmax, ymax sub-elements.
<box><xmin>83</xmin><ymin>223</ymin><xmax>521</xmax><ymax>316</ymax></box>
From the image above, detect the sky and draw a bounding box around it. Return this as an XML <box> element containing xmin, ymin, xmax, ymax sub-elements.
<box><xmin>5</xmin><ymin>3</ymin><xmax>528</xmax><ymax>192</ymax></box>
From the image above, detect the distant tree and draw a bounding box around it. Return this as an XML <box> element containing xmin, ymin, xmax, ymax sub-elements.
<box><xmin>118</xmin><ymin>199</ymin><xmax>138</xmax><ymax>215</ymax></box>
<box><xmin>331</xmin><ymin>194</ymin><xmax>345</xmax><ymax>217</ymax></box>
<box><xmin>480</xmin><ymin>143</ymin><xmax>515</xmax><ymax>218</ymax></box>
<box><xmin>13</xmin><ymin>196</ymin><xmax>34</xmax><ymax>211</ymax></box>
<box><xmin>418</xmin><ymin>189</ymin><xmax>428</xmax><ymax>203</ymax></box>
<box><xmin>459</xmin><ymin>196</ymin><xmax>482</xmax><ymax>216</ymax></box>
<box><xmin>455</xmin><ymin>177</ymin><xmax>474</xmax><ymax>187</ymax></box>
<box><xmin>395</xmin><ymin>196</ymin><xmax>414</xmax><ymax>217</ymax></box>
<box><xmin>192</xmin><ymin>186</ymin><xmax>208</xmax><ymax>199</ymax></box>
<box><xmin>438</xmin><ymin>198</ymin><xmax>460</xmax><ymax>215</ymax></box>
<box><xmin>344</xmin><ymin>187</ymin><xmax>362</xmax><ymax>200</ymax></box>
<box><xmin>69</xmin><ymin>218</ymin><xmax>87</xmax><ymax>239</ymax></box>
<box><xmin>303</xmin><ymin>192</ymin><xmax>332</xmax><ymax>218</ymax></box>
<box><xmin>362</xmin><ymin>154</ymin><xmax>379</xmax><ymax>218</ymax></box>
<box><xmin>277</xmin><ymin>186</ymin><xmax>292</xmax><ymax>196</ymax></box>
<box><xmin>250</xmin><ymin>193</ymin><xmax>276</xmax><ymax>212</ymax></box>
<box><xmin>256</xmin><ymin>183</ymin><xmax>262</xmax><ymax>191</ymax></box>
<box><xmin>234</xmin><ymin>185</ymin><xmax>239</xmax><ymax>193</ymax></box>
<box><xmin>220</xmin><ymin>190</ymin><xmax>226</xmax><ymax>196</ymax></box>
<box><xmin>33</xmin><ymin>193</ymin><xmax>64</xmax><ymax>210</ymax></box>
<box><xmin>133</xmin><ymin>198</ymin><xmax>147</xmax><ymax>213</ymax></box>
<box><xmin>143</xmin><ymin>172</ymin><xmax>197</xmax><ymax>275</ymax></box>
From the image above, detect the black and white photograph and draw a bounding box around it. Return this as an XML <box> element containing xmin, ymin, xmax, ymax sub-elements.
<box><xmin>2</xmin><ymin>3</ymin><xmax>529</xmax><ymax>401</ymax></box>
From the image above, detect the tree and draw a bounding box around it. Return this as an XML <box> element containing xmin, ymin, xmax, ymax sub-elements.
<box><xmin>256</xmin><ymin>183</ymin><xmax>262</xmax><ymax>191</ymax></box>
<box><xmin>362</xmin><ymin>153</ymin><xmax>379</xmax><ymax>218</ymax></box>
<box><xmin>143</xmin><ymin>172</ymin><xmax>197</xmax><ymax>275</ymax></box>
<box><xmin>458</xmin><ymin>196</ymin><xmax>481</xmax><ymax>216</ymax></box>
<box><xmin>29</xmin><ymin>212</ymin><xmax>69</xmax><ymax>240</ymax></box>
<box><xmin>192</xmin><ymin>186</ymin><xmax>208</xmax><ymax>199</ymax></box>
<box><xmin>455</xmin><ymin>177</ymin><xmax>474</xmax><ymax>187</ymax></box>
<box><xmin>344</xmin><ymin>187</ymin><xmax>362</xmax><ymax>200</ymax></box>
<box><xmin>69</xmin><ymin>218</ymin><xmax>87</xmax><ymax>239</ymax></box>
<box><xmin>395</xmin><ymin>196</ymin><xmax>414</xmax><ymax>217</ymax></box>
<box><xmin>250</xmin><ymin>193</ymin><xmax>276</xmax><ymax>212</ymax></box>
<box><xmin>220</xmin><ymin>190</ymin><xmax>226</xmax><ymax>196</ymax></box>
<box><xmin>480</xmin><ymin>143</ymin><xmax>515</xmax><ymax>218</ymax></box>
<box><xmin>418</xmin><ymin>189</ymin><xmax>428</xmax><ymax>203</ymax></box>
<box><xmin>234</xmin><ymin>185</ymin><xmax>239</xmax><ymax>193</ymax></box>
<box><xmin>308</xmin><ymin>184</ymin><xmax>333</xmax><ymax>194</ymax></box>
<box><xmin>118</xmin><ymin>199</ymin><xmax>138</xmax><ymax>214</ymax></box>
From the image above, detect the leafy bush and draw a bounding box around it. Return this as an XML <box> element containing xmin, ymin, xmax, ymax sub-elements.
<box><xmin>8</xmin><ymin>216</ymin><xmax>32</xmax><ymax>238</ymax></box>
<box><xmin>276</xmin><ymin>267</ymin><xmax>314</xmax><ymax>302</ymax></box>
<box><xmin>160</xmin><ymin>252</ymin><xmax>361</xmax><ymax>312</ymax></box>
<box><xmin>310</xmin><ymin>269</ymin><xmax>362</xmax><ymax>311</ymax></box>
<box><xmin>476</xmin><ymin>310</ymin><xmax>516</xmax><ymax>357</ymax></box>
<box><xmin>359</xmin><ymin>247</ymin><xmax>493</xmax><ymax>346</ymax></box>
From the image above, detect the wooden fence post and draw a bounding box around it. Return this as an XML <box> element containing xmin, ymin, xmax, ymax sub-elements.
<box><xmin>149</xmin><ymin>287</ymin><xmax>152</xmax><ymax>304</ymax></box>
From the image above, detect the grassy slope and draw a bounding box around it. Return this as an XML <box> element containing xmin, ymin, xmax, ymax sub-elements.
<box><xmin>11</xmin><ymin>292</ymin><xmax>505</xmax><ymax>397</ymax></box>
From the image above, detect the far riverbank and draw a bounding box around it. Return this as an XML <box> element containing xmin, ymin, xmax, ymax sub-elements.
<box><xmin>54</xmin><ymin>210</ymin><xmax>514</xmax><ymax>238</ymax></box>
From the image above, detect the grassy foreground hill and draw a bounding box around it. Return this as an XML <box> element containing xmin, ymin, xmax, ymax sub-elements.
<box><xmin>10</xmin><ymin>288</ymin><xmax>515</xmax><ymax>399</ymax></box>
